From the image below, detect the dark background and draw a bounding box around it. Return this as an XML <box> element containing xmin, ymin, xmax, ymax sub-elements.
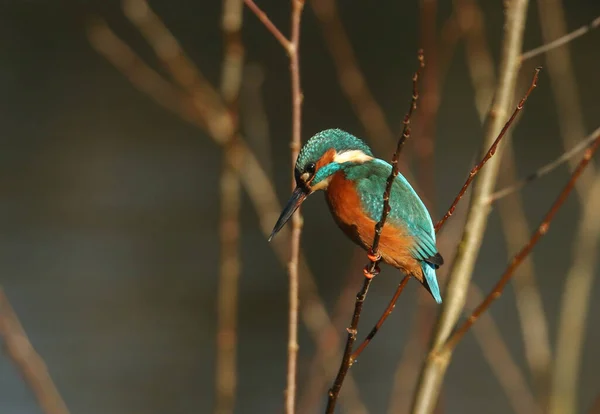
<box><xmin>1</xmin><ymin>1</ymin><xmax>599</xmax><ymax>413</ymax></box>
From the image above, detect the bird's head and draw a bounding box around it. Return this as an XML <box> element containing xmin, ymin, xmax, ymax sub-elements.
<box><xmin>269</xmin><ymin>129</ymin><xmax>373</xmax><ymax>241</ymax></box>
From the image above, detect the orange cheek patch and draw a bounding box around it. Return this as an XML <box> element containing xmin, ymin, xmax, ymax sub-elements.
<box><xmin>315</xmin><ymin>149</ymin><xmax>337</xmax><ymax>172</ymax></box>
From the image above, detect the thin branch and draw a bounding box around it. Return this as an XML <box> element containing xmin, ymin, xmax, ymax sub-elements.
<box><xmin>521</xmin><ymin>15</ymin><xmax>600</xmax><ymax>62</ymax></box>
<box><xmin>434</xmin><ymin>66</ymin><xmax>541</xmax><ymax>233</ymax></box>
<box><xmin>0</xmin><ymin>289</ymin><xmax>70</xmax><ymax>414</ymax></box>
<box><xmin>286</xmin><ymin>1</ymin><xmax>306</xmax><ymax>413</ymax></box>
<box><xmin>466</xmin><ymin>283</ymin><xmax>541</xmax><ymax>414</ymax></box>
<box><xmin>89</xmin><ymin>13</ymin><xmax>363</xmax><ymax>414</ymax></box>
<box><xmin>444</xmin><ymin>133</ymin><xmax>600</xmax><ymax>351</ymax></box>
<box><xmin>489</xmin><ymin>126</ymin><xmax>600</xmax><ymax>203</ymax></box>
<box><xmin>549</xmin><ymin>174</ymin><xmax>600</xmax><ymax>414</ymax></box>
<box><xmin>214</xmin><ymin>0</ymin><xmax>244</xmax><ymax>413</ymax></box>
<box><xmin>297</xmin><ymin>249</ymin><xmax>368</xmax><ymax>414</ymax></box>
<box><xmin>457</xmin><ymin>2</ymin><xmax>551</xmax><ymax>404</ymax></box>
<box><xmin>326</xmin><ymin>51</ymin><xmax>424</xmax><ymax>414</ymax></box>
<box><xmin>537</xmin><ymin>2</ymin><xmax>598</xmax><ymax>410</ymax></box>
<box><xmin>122</xmin><ymin>0</ymin><xmax>234</xmax><ymax>143</ymax></box>
<box><xmin>412</xmin><ymin>1</ymin><xmax>531</xmax><ymax>412</ymax></box>
<box><xmin>349</xmin><ymin>275</ymin><xmax>410</xmax><ymax>364</ymax></box>
<box><xmin>356</xmin><ymin>67</ymin><xmax>541</xmax><ymax>366</ymax></box>
<box><xmin>244</xmin><ymin>1</ymin><xmax>306</xmax><ymax>412</ymax></box>
<box><xmin>243</xmin><ymin>0</ymin><xmax>292</xmax><ymax>51</ymax></box>
<box><xmin>497</xmin><ymin>141</ymin><xmax>550</xmax><ymax>407</ymax></box>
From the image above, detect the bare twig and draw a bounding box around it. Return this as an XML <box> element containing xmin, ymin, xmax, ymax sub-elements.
<box><xmin>497</xmin><ymin>142</ymin><xmax>550</xmax><ymax>407</ymax></box>
<box><xmin>286</xmin><ymin>1</ymin><xmax>305</xmax><ymax>412</ymax></box>
<box><xmin>360</xmin><ymin>67</ymin><xmax>540</xmax><ymax>364</ymax></box>
<box><xmin>243</xmin><ymin>0</ymin><xmax>292</xmax><ymax>51</ymax></box>
<box><xmin>434</xmin><ymin>67</ymin><xmax>540</xmax><ymax>233</ymax></box>
<box><xmin>490</xmin><ymin>126</ymin><xmax>600</xmax><ymax>203</ymax></box>
<box><xmin>457</xmin><ymin>3</ymin><xmax>550</xmax><ymax>404</ymax></box>
<box><xmin>444</xmin><ymin>133</ymin><xmax>600</xmax><ymax>351</ymax></box>
<box><xmin>214</xmin><ymin>0</ymin><xmax>244</xmax><ymax>413</ymax></box>
<box><xmin>412</xmin><ymin>2</ymin><xmax>531</xmax><ymax>412</ymax></box>
<box><xmin>244</xmin><ymin>1</ymin><xmax>306</xmax><ymax>412</ymax></box>
<box><xmin>550</xmin><ymin>173</ymin><xmax>600</xmax><ymax>414</ymax></box>
<box><xmin>348</xmin><ymin>275</ymin><xmax>410</xmax><ymax>364</ymax></box>
<box><xmin>537</xmin><ymin>2</ymin><xmax>598</xmax><ymax>411</ymax></box>
<box><xmin>325</xmin><ymin>51</ymin><xmax>424</xmax><ymax>414</ymax></box>
<box><xmin>297</xmin><ymin>249</ymin><xmax>367</xmax><ymax>414</ymax></box>
<box><xmin>466</xmin><ymin>284</ymin><xmax>541</xmax><ymax>414</ymax></box>
<box><xmin>521</xmin><ymin>15</ymin><xmax>600</xmax><ymax>62</ymax></box>
<box><xmin>89</xmin><ymin>12</ymin><xmax>362</xmax><ymax>414</ymax></box>
<box><xmin>0</xmin><ymin>289</ymin><xmax>70</xmax><ymax>414</ymax></box>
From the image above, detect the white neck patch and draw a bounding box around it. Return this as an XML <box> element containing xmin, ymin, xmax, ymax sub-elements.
<box><xmin>333</xmin><ymin>150</ymin><xmax>373</xmax><ymax>164</ymax></box>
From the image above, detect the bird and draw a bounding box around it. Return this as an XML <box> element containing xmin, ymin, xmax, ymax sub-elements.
<box><xmin>269</xmin><ymin>128</ymin><xmax>443</xmax><ymax>303</ymax></box>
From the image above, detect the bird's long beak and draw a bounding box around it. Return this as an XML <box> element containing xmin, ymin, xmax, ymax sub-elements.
<box><xmin>269</xmin><ymin>186</ymin><xmax>308</xmax><ymax>241</ymax></box>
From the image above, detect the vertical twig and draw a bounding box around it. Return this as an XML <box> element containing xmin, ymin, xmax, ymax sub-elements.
<box><xmin>215</xmin><ymin>0</ymin><xmax>244</xmax><ymax>413</ymax></box>
<box><xmin>0</xmin><ymin>289</ymin><xmax>70</xmax><ymax>414</ymax></box>
<box><xmin>411</xmin><ymin>2</ymin><xmax>531</xmax><ymax>412</ymax></box>
<box><xmin>288</xmin><ymin>3</ymin><xmax>305</xmax><ymax>413</ymax></box>
<box><xmin>243</xmin><ymin>1</ymin><xmax>306</xmax><ymax>411</ymax></box>
<box><xmin>89</xmin><ymin>18</ymin><xmax>368</xmax><ymax>414</ymax></box>
<box><xmin>325</xmin><ymin>51</ymin><xmax>425</xmax><ymax>414</ymax></box>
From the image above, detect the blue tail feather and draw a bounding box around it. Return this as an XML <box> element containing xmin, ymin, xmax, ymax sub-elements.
<box><xmin>421</xmin><ymin>262</ymin><xmax>442</xmax><ymax>304</ymax></box>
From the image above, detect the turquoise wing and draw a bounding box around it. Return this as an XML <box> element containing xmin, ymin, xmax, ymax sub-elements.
<box><xmin>348</xmin><ymin>159</ymin><xmax>443</xmax><ymax>267</ymax></box>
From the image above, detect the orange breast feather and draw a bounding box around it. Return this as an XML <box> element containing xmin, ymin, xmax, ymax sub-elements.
<box><xmin>325</xmin><ymin>172</ymin><xmax>423</xmax><ymax>281</ymax></box>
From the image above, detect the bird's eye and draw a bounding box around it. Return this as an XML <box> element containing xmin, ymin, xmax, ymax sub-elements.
<box><xmin>305</xmin><ymin>162</ymin><xmax>316</xmax><ymax>175</ymax></box>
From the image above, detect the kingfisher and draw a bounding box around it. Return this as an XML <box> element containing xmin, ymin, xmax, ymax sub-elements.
<box><xmin>269</xmin><ymin>128</ymin><xmax>443</xmax><ymax>303</ymax></box>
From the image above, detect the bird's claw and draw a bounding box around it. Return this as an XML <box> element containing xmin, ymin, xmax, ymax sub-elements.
<box><xmin>363</xmin><ymin>264</ymin><xmax>380</xmax><ymax>279</ymax></box>
<box><xmin>367</xmin><ymin>250</ymin><xmax>381</xmax><ymax>263</ymax></box>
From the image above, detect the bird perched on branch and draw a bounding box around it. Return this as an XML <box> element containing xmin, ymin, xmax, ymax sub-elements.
<box><xmin>269</xmin><ymin>128</ymin><xmax>443</xmax><ymax>303</ymax></box>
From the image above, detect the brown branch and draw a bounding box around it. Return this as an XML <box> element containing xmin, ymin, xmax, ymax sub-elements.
<box><xmin>244</xmin><ymin>1</ymin><xmax>305</xmax><ymax>411</ymax></box>
<box><xmin>489</xmin><ymin>126</ymin><xmax>600</xmax><ymax>203</ymax></box>
<box><xmin>351</xmin><ymin>68</ymin><xmax>541</xmax><ymax>367</ymax></box>
<box><xmin>348</xmin><ymin>275</ymin><xmax>410</xmax><ymax>364</ymax></box>
<box><xmin>286</xmin><ymin>1</ymin><xmax>306</xmax><ymax>413</ymax></box>
<box><xmin>549</xmin><ymin>174</ymin><xmax>600</xmax><ymax>414</ymax></box>
<box><xmin>325</xmin><ymin>51</ymin><xmax>424</xmax><ymax>414</ymax></box>
<box><xmin>90</xmin><ymin>10</ymin><xmax>357</xmax><ymax>414</ymax></box>
<box><xmin>537</xmin><ymin>3</ymin><xmax>598</xmax><ymax>410</ymax></box>
<box><xmin>444</xmin><ymin>132</ymin><xmax>600</xmax><ymax>352</ymax></box>
<box><xmin>0</xmin><ymin>289</ymin><xmax>70</xmax><ymax>414</ymax></box>
<box><xmin>215</xmin><ymin>0</ymin><xmax>244</xmax><ymax>413</ymax></box>
<box><xmin>434</xmin><ymin>67</ymin><xmax>540</xmax><ymax>233</ymax></box>
<box><xmin>243</xmin><ymin>0</ymin><xmax>292</xmax><ymax>51</ymax></box>
<box><xmin>297</xmin><ymin>249</ymin><xmax>368</xmax><ymax>414</ymax></box>
<box><xmin>466</xmin><ymin>284</ymin><xmax>542</xmax><ymax>414</ymax></box>
<box><xmin>521</xmin><ymin>15</ymin><xmax>600</xmax><ymax>62</ymax></box>
<box><xmin>412</xmin><ymin>1</ymin><xmax>531</xmax><ymax>411</ymax></box>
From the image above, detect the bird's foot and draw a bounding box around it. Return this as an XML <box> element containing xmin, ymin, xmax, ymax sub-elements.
<box><xmin>363</xmin><ymin>264</ymin><xmax>380</xmax><ymax>279</ymax></box>
<box><xmin>367</xmin><ymin>250</ymin><xmax>382</xmax><ymax>263</ymax></box>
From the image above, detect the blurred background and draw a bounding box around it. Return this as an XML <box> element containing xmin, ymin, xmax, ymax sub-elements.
<box><xmin>1</xmin><ymin>0</ymin><xmax>599</xmax><ymax>413</ymax></box>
